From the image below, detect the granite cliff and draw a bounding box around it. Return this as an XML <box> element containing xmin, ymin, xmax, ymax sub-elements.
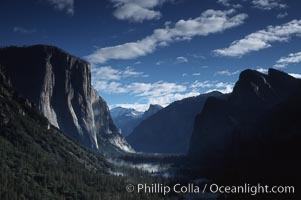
<box><xmin>0</xmin><ymin>45</ymin><xmax>132</xmax><ymax>152</ymax></box>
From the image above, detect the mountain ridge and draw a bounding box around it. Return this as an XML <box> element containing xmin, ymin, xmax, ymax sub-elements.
<box><xmin>110</xmin><ymin>104</ymin><xmax>162</xmax><ymax>137</ymax></box>
<box><xmin>188</xmin><ymin>68</ymin><xmax>301</xmax><ymax>183</ymax></box>
<box><xmin>127</xmin><ymin>91</ymin><xmax>223</xmax><ymax>154</ymax></box>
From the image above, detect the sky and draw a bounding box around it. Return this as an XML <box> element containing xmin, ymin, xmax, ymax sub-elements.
<box><xmin>1</xmin><ymin>0</ymin><xmax>301</xmax><ymax>111</ymax></box>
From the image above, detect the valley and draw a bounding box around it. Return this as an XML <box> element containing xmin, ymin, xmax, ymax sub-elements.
<box><xmin>0</xmin><ymin>45</ymin><xmax>299</xmax><ymax>200</ymax></box>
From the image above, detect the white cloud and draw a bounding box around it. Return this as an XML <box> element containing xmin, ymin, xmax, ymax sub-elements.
<box><xmin>274</xmin><ymin>51</ymin><xmax>301</xmax><ymax>68</ymax></box>
<box><xmin>147</xmin><ymin>91</ymin><xmax>200</xmax><ymax>106</ymax></box>
<box><xmin>251</xmin><ymin>0</ymin><xmax>287</xmax><ymax>10</ymax></box>
<box><xmin>92</xmin><ymin>66</ymin><xmax>145</xmax><ymax>81</ymax></box>
<box><xmin>218</xmin><ymin>0</ymin><xmax>231</xmax><ymax>6</ymax></box>
<box><xmin>46</xmin><ymin>0</ymin><xmax>74</xmax><ymax>15</ymax></box>
<box><xmin>93</xmin><ymin>80</ymin><xmax>200</xmax><ymax>107</ymax></box>
<box><xmin>110</xmin><ymin>0</ymin><xmax>169</xmax><ymax>22</ymax></box>
<box><xmin>86</xmin><ymin>9</ymin><xmax>248</xmax><ymax>64</ymax></box>
<box><xmin>190</xmin><ymin>80</ymin><xmax>214</xmax><ymax>89</ymax></box>
<box><xmin>215</xmin><ymin>69</ymin><xmax>239</xmax><ymax>76</ymax></box>
<box><xmin>190</xmin><ymin>80</ymin><xmax>234</xmax><ymax>94</ymax></box>
<box><xmin>95</xmin><ymin>79</ymin><xmax>233</xmax><ymax>110</ymax></box>
<box><xmin>92</xmin><ymin>66</ymin><xmax>120</xmax><ymax>81</ymax></box>
<box><xmin>191</xmin><ymin>54</ymin><xmax>206</xmax><ymax>59</ymax></box>
<box><xmin>13</xmin><ymin>27</ymin><xmax>36</xmax><ymax>34</ymax></box>
<box><xmin>214</xmin><ymin>19</ymin><xmax>301</xmax><ymax>57</ymax></box>
<box><xmin>156</xmin><ymin>61</ymin><xmax>165</xmax><ymax>65</ymax></box>
<box><xmin>217</xmin><ymin>0</ymin><xmax>242</xmax><ymax>9</ymax></box>
<box><xmin>94</xmin><ymin>81</ymin><xmax>186</xmax><ymax>96</ymax></box>
<box><xmin>206</xmin><ymin>82</ymin><xmax>234</xmax><ymax>93</ymax></box>
<box><xmin>256</xmin><ymin>68</ymin><xmax>268</xmax><ymax>73</ymax></box>
<box><xmin>123</xmin><ymin>67</ymin><xmax>148</xmax><ymax>78</ymax></box>
<box><xmin>276</xmin><ymin>12</ymin><xmax>288</xmax><ymax>19</ymax></box>
<box><xmin>94</xmin><ymin>75</ymin><xmax>238</xmax><ymax>108</ymax></box>
<box><xmin>109</xmin><ymin>89</ymin><xmax>201</xmax><ymax>111</ymax></box>
<box><xmin>176</xmin><ymin>56</ymin><xmax>188</xmax><ymax>63</ymax></box>
<box><xmin>289</xmin><ymin>73</ymin><xmax>301</xmax><ymax>79</ymax></box>
<box><xmin>192</xmin><ymin>73</ymin><xmax>201</xmax><ymax>76</ymax></box>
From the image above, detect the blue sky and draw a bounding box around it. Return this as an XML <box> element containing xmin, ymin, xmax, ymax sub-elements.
<box><xmin>1</xmin><ymin>0</ymin><xmax>301</xmax><ymax>111</ymax></box>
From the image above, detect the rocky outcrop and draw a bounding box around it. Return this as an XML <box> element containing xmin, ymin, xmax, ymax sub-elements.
<box><xmin>0</xmin><ymin>45</ymin><xmax>132</xmax><ymax>152</ymax></box>
<box><xmin>188</xmin><ymin>69</ymin><xmax>301</xmax><ymax>182</ymax></box>
<box><xmin>91</xmin><ymin>89</ymin><xmax>133</xmax><ymax>152</ymax></box>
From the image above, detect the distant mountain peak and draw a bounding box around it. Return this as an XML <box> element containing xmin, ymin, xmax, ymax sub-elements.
<box><xmin>149</xmin><ymin>104</ymin><xmax>161</xmax><ymax>107</ymax></box>
<box><xmin>110</xmin><ymin>107</ymin><xmax>143</xmax><ymax>119</ymax></box>
<box><xmin>142</xmin><ymin>104</ymin><xmax>163</xmax><ymax>120</ymax></box>
<box><xmin>110</xmin><ymin>105</ymin><xmax>162</xmax><ymax>137</ymax></box>
<box><xmin>147</xmin><ymin>104</ymin><xmax>163</xmax><ymax>111</ymax></box>
<box><xmin>127</xmin><ymin>92</ymin><xmax>223</xmax><ymax>153</ymax></box>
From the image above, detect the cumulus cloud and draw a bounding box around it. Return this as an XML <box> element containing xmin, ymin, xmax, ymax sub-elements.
<box><xmin>93</xmin><ymin>79</ymin><xmax>200</xmax><ymax>107</ymax></box>
<box><xmin>190</xmin><ymin>80</ymin><xmax>214</xmax><ymax>89</ymax></box>
<box><xmin>274</xmin><ymin>51</ymin><xmax>301</xmax><ymax>68</ymax></box>
<box><xmin>92</xmin><ymin>70</ymin><xmax>235</xmax><ymax>108</ymax></box>
<box><xmin>251</xmin><ymin>0</ymin><xmax>287</xmax><ymax>10</ymax></box>
<box><xmin>215</xmin><ymin>69</ymin><xmax>239</xmax><ymax>76</ymax></box>
<box><xmin>94</xmin><ymin>79</ymin><xmax>233</xmax><ymax>110</ymax></box>
<box><xmin>92</xmin><ymin>66</ymin><xmax>146</xmax><ymax>81</ymax></box>
<box><xmin>86</xmin><ymin>9</ymin><xmax>248</xmax><ymax>64</ymax></box>
<box><xmin>94</xmin><ymin>81</ymin><xmax>186</xmax><ymax>96</ymax></box>
<box><xmin>147</xmin><ymin>91</ymin><xmax>200</xmax><ymax>106</ymax></box>
<box><xmin>46</xmin><ymin>0</ymin><xmax>74</xmax><ymax>15</ymax></box>
<box><xmin>206</xmin><ymin>83</ymin><xmax>234</xmax><ymax>93</ymax></box>
<box><xmin>176</xmin><ymin>56</ymin><xmax>188</xmax><ymax>63</ymax></box>
<box><xmin>110</xmin><ymin>0</ymin><xmax>169</xmax><ymax>22</ymax></box>
<box><xmin>190</xmin><ymin>80</ymin><xmax>234</xmax><ymax>94</ymax></box>
<box><xmin>13</xmin><ymin>27</ymin><xmax>36</xmax><ymax>34</ymax></box>
<box><xmin>214</xmin><ymin>19</ymin><xmax>301</xmax><ymax>57</ymax></box>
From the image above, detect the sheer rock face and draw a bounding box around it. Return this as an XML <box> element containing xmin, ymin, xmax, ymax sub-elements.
<box><xmin>0</xmin><ymin>45</ymin><xmax>131</xmax><ymax>151</ymax></box>
<box><xmin>188</xmin><ymin>69</ymin><xmax>301</xmax><ymax>178</ymax></box>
